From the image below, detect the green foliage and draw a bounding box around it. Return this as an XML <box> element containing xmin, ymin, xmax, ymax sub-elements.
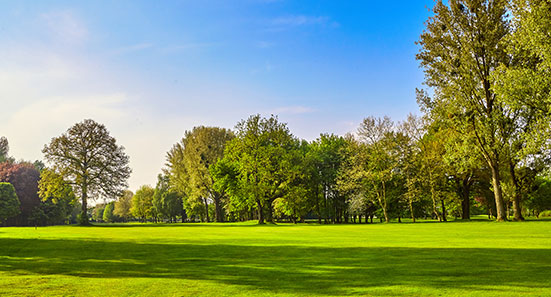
<box><xmin>166</xmin><ymin>126</ymin><xmax>233</xmax><ymax>222</ymax></box>
<box><xmin>131</xmin><ymin>185</ymin><xmax>155</xmax><ymax>222</ymax></box>
<box><xmin>0</xmin><ymin>182</ymin><xmax>20</xmax><ymax>224</ymax></box>
<box><xmin>92</xmin><ymin>204</ymin><xmax>105</xmax><ymax>222</ymax></box>
<box><xmin>114</xmin><ymin>190</ymin><xmax>133</xmax><ymax>221</ymax></box>
<box><xmin>0</xmin><ymin>136</ymin><xmax>9</xmax><ymax>163</ymax></box>
<box><xmin>214</xmin><ymin>114</ymin><xmax>298</xmax><ymax>223</ymax></box>
<box><xmin>42</xmin><ymin>119</ymin><xmax>131</xmax><ymax>225</ymax></box>
<box><xmin>417</xmin><ymin>0</ymin><xmax>512</xmax><ymax>221</ymax></box>
<box><xmin>38</xmin><ymin>168</ymin><xmax>77</xmax><ymax>205</ymax></box>
<box><xmin>153</xmin><ymin>174</ymin><xmax>183</xmax><ymax>222</ymax></box>
<box><xmin>526</xmin><ymin>177</ymin><xmax>551</xmax><ymax>216</ymax></box>
<box><xmin>102</xmin><ymin>202</ymin><xmax>115</xmax><ymax>223</ymax></box>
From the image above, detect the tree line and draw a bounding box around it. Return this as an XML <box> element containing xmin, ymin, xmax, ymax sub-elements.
<box><xmin>1</xmin><ymin>0</ymin><xmax>551</xmax><ymax>226</ymax></box>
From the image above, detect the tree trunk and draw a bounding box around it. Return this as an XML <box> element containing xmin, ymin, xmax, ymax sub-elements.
<box><xmin>508</xmin><ymin>162</ymin><xmax>525</xmax><ymax>221</ymax></box>
<box><xmin>256</xmin><ymin>199</ymin><xmax>264</xmax><ymax>224</ymax></box>
<box><xmin>203</xmin><ymin>197</ymin><xmax>209</xmax><ymax>222</ymax></box>
<box><xmin>316</xmin><ymin>193</ymin><xmax>322</xmax><ymax>224</ymax></box>
<box><xmin>441</xmin><ymin>199</ymin><xmax>447</xmax><ymax>222</ymax></box>
<box><xmin>213</xmin><ymin>194</ymin><xmax>224</xmax><ymax>222</ymax></box>
<box><xmin>430</xmin><ymin>178</ymin><xmax>441</xmax><ymax>222</ymax></box>
<box><xmin>378</xmin><ymin>181</ymin><xmax>389</xmax><ymax>223</ymax></box>
<box><xmin>490</xmin><ymin>162</ymin><xmax>507</xmax><ymax>221</ymax></box>
<box><xmin>323</xmin><ymin>190</ymin><xmax>328</xmax><ymax>224</ymax></box>
<box><xmin>266</xmin><ymin>200</ymin><xmax>275</xmax><ymax>224</ymax></box>
<box><xmin>409</xmin><ymin>200</ymin><xmax>415</xmax><ymax>223</ymax></box>
<box><xmin>460</xmin><ymin>175</ymin><xmax>472</xmax><ymax>220</ymax></box>
<box><xmin>461</xmin><ymin>187</ymin><xmax>470</xmax><ymax>220</ymax></box>
<box><xmin>79</xmin><ymin>182</ymin><xmax>90</xmax><ymax>225</ymax></box>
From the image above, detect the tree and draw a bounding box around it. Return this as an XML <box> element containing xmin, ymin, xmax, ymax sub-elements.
<box><xmin>356</xmin><ymin>116</ymin><xmax>401</xmax><ymax>223</ymax></box>
<box><xmin>526</xmin><ymin>176</ymin><xmax>551</xmax><ymax>217</ymax></box>
<box><xmin>42</xmin><ymin>119</ymin><xmax>131</xmax><ymax>225</ymax></box>
<box><xmin>36</xmin><ymin>168</ymin><xmax>78</xmax><ymax>226</ymax></box>
<box><xmin>310</xmin><ymin>134</ymin><xmax>348</xmax><ymax>223</ymax></box>
<box><xmin>219</xmin><ymin>115</ymin><xmax>296</xmax><ymax>224</ymax></box>
<box><xmin>131</xmin><ymin>185</ymin><xmax>155</xmax><ymax>222</ymax></box>
<box><xmin>0</xmin><ymin>162</ymin><xmax>41</xmax><ymax>225</ymax></box>
<box><xmin>102</xmin><ymin>202</ymin><xmax>115</xmax><ymax>223</ymax></box>
<box><xmin>153</xmin><ymin>174</ymin><xmax>183</xmax><ymax>222</ymax></box>
<box><xmin>92</xmin><ymin>204</ymin><xmax>106</xmax><ymax>222</ymax></box>
<box><xmin>492</xmin><ymin>0</ymin><xmax>551</xmax><ymax>220</ymax></box>
<box><xmin>417</xmin><ymin>0</ymin><xmax>512</xmax><ymax>221</ymax></box>
<box><xmin>0</xmin><ymin>137</ymin><xmax>9</xmax><ymax>163</ymax></box>
<box><xmin>166</xmin><ymin>126</ymin><xmax>233</xmax><ymax>222</ymax></box>
<box><xmin>114</xmin><ymin>190</ymin><xmax>133</xmax><ymax>221</ymax></box>
<box><xmin>0</xmin><ymin>182</ymin><xmax>20</xmax><ymax>225</ymax></box>
<box><xmin>38</xmin><ymin>168</ymin><xmax>77</xmax><ymax>204</ymax></box>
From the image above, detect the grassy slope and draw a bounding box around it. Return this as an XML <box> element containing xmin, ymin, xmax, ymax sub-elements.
<box><xmin>1</xmin><ymin>219</ymin><xmax>551</xmax><ymax>296</ymax></box>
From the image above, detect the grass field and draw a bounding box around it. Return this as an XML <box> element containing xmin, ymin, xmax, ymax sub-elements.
<box><xmin>1</xmin><ymin>218</ymin><xmax>551</xmax><ymax>296</ymax></box>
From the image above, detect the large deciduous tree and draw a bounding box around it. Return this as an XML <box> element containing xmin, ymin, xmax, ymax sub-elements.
<box><xmin>214</xmin><ymin>115</ymin><xmax>296</xmax><ymax>224</ymax></box>
<box><xmin>42</xmin><ymin>119</ymin><xmax>131</xmax><ymax>225</ymax></box>
<box><xmin>417</xmin><ymin>0</ymin><xmax>512</xmax><ymax>221</ymax></box>
<box><xmin>493</xmin><ymin>0</ymin><xmax>551</xmax><ymax>220</ymax></box>
<box><xmin>166</xmin><ymin>126</ymin><xmax>233</xmax><ymax>222</ymax></box>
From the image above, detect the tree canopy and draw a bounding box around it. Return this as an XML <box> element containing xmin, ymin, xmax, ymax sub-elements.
<box><xmin>42</xmin><ymin>119</ymin><xmax>131</xmax><ymax>225</ymax></box>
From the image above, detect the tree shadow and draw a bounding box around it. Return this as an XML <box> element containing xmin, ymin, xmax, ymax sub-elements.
<box><xmin>1</xmin><ymin>238</ymin><xmax>550</xmax><ymax>295</ymax></box>
<box><xmin>87</xmin><ymin>222</ymin><xmax>281</xmax><ymax>228</ymax></box>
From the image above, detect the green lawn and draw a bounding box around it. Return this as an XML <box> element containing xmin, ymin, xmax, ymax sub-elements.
<box><xmin>1</xmin><ymin>219</ymin><xmax>551</xmax><ymax>296</ymax></box>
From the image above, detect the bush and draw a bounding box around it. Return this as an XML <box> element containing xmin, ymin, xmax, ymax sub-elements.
<box><xmin>0</xmin><ymin>182</ymin><xmax>20</xmax><ymax>224</ymax></box>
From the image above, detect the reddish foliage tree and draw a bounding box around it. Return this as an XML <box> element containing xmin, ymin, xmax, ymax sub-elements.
<box><xmin>0</xmin><ymin>162</ymin><xmax>40</xmax><ymax>225</ymax></box>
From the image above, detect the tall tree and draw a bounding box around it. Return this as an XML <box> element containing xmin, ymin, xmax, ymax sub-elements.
<box><xmin>0</xmin><ymin>137</ymin><xmax>9</xmax><ymax>163</ymax></box>
<box><xmin>417</xmin><ymin>0</ymin><xmax>512</xmax><ymax>221</ymax></box>
<box><xmin>42</xmin><ymin>119</ymin><xmax>131</xmax><ymax>225</ymax></box>
<box><xmin>216</xmin><ymin>115</ymin><xmax>296</xmax><ymax>224</ymax></box>
<box><xmin>357</xmin><ymin>116</ymin><xmax>401</xmax><ymax>223</ymax></box>
<box><xmin>493</xmin><ymin>0</ymin><xmax>551</xmax><ymax>220</ymax></box>
<box><xmin>311</xmin><ymin>134</ymin><xmax>348</xmax><ymax>223</ymax></box>
<box><xmin>167</xmin><ymin>127</ymin><xmax>233</xmax><ymax>222</ymax></box>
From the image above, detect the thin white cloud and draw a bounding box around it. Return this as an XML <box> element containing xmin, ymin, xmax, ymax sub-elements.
<box><xmin>161</xmin><ymin>42</ymin><xmax>220</xmax><ymax>53</ymax></box>
<box><xmin>272</xmin><ymin>15</ymin><xmax>330</xmax><ymax>27</ymax></box>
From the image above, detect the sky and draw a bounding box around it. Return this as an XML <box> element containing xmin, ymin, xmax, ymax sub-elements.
<box><xmin>0</xmin><ymin>0</ymin><xmax>435</xmax><ymax>193</ymax></box>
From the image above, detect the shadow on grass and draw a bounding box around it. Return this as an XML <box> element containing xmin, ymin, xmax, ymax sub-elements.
<box><xmin>1</xmin><ymin>238</ymin><xmax>550</xmax><ymax>295</ymax></box>
<box><xmin>86</xmin><ymin>222</ymin><xmax>286</xmax><ymax>228</ymax></box>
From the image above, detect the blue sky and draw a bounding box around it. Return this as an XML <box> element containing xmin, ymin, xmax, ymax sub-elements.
<box><xmin>0</xmin><ymin>0</ymin><xmax>434</xmax><ymax>193</ymax></box>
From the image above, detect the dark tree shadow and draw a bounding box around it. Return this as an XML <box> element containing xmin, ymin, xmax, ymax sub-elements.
<box><xmin>1</xmin><ymin>237</ymin><xmax>550</xmax><ymax>296</ymax></box>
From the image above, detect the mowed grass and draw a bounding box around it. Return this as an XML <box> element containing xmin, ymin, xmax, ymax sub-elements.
<box><xmin>1</xmin><ymin>219</ymin><xmax>551</xmax><ymax>297</ymax></box>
